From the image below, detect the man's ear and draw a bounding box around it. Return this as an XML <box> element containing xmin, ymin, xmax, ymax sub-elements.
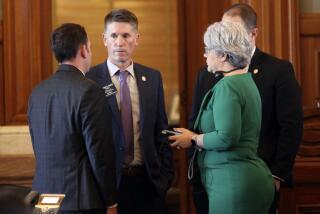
<box><xmin>134</xmin><ymin>33</ymin><xmax>140</xmax><ymax>46</ymax></box>
<box><xmin>251</xmin><ymin>27</ymin><xmax>258</xmax><ymax>41</ymax></box>
<box><xmin>79</xmin><ymin>44</ymin><xmax>88</xmax><ymax>59</ymax></box>
<box><xmin>102</xmin><ymin>33</ymin><xmax>108</xmax><ymax>47</ymax></box>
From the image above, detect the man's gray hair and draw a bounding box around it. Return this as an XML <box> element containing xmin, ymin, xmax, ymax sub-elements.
<box><xmin>204</xmin><ymin>21</ymin><xmax>253</xmax><ymax>68</ymax></box>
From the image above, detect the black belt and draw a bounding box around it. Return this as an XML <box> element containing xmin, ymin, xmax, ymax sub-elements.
<box><xmin>122</xmin><ymin>166</ymin><xmax>145</xmax><ymax>177</ymax></box>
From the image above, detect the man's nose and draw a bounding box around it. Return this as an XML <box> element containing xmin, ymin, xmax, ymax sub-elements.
<box><xmin>115</xmin><ymin>36</ymin><xmax>125</xmax><ymax>46</ymax></box>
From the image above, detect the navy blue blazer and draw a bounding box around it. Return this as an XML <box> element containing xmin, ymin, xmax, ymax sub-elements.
<box><xmin>28</xmin><ymin>64</ymin><xmax>117</xmax><ymax>210</ymax></box>
<box><xmin>189</xmin><ymin>48</ymin><xmax>303</xmax><ymax>186</ymax></box>
<box><xmin>86</xmin><ymin>61</ymin><xmax>174</xmax><ymax>195</ymax></box>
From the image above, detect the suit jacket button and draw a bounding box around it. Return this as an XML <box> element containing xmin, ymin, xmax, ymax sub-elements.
<box><xmin>120</xmin><ymin>147</ymin><xmax>124</xmax><ymax>151</ymax></box>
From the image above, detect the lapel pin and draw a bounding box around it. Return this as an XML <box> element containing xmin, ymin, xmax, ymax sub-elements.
<box><xmin>142</xmin><ymin>76</ymin><xmax>146</xmax><ymax>81</ymax></box>
<box><xmin>253</xmin><ymin>69</ymin><xmax>259</xmax><ymax>74</ymax></box>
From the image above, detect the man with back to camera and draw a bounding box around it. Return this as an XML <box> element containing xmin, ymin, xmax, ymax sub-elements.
<box><xmin>28</xmin><ymin>23</ymin><xmax>117</xmax><ymax>214</ymax></box>
<box><xmin>86</xmin><ymin>9</ymin><xmax>174</xmax><ymax>214</ymax></box>
<box><xmin>189</xmin><ymin>3</ymin><xmax>303</xmax><ymax>214</ymax></box>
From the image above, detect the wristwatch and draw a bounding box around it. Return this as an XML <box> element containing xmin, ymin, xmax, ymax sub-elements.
<box><xmin>191</xmin><ymin>135</ymin><xmax>198</xmax><ymax>147</ymax></box>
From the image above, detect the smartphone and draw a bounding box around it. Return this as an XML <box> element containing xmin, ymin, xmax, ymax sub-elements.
<box><xmin>161</xmin><ymin>129</ymin><xmax>182</xmax><ymax>136</ymax></box>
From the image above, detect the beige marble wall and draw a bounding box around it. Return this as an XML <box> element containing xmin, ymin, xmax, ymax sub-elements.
<box><xmin>0</xmin><ymin>126</ymin><xmax>33</xmax><ymax>155</ymax></box>
<box><xmin>0</xmin><ymin>126</ymin><xmax>34</xmax><ymax>186</ymax></box>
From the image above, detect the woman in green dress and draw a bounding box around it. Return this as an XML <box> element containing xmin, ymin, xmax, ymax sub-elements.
<box><xmin>169</xmin><ymin>21</ymin><xmax>274</xmax><ymax>214</ymax></box>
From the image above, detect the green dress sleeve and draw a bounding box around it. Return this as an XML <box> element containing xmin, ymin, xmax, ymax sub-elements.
<box><xmin>203</xmin><ymin>82</ymin><xmax>242</xmax><ymax>151</ymax></box>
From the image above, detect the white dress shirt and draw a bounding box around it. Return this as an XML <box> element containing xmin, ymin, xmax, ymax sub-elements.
<box><xmin>107</xmin><ymin>59</ymin><xmax>143</xmax><ymax>166</ymax></box>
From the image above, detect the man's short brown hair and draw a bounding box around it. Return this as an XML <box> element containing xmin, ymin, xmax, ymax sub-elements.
<box><xmin>104</xmin><ymin>9</ymin><xmax>138</xmax><ymax>31</ymax></box>
<box><xmin>224</xmin><ymin>3</ymin><xmax>257</xmax><ymax>31</ymax></box>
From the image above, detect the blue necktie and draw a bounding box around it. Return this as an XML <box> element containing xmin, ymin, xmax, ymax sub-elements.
<box><xmin>119</xmin><ymin>70</ymin><xmax>134</xmax><ymax>165</ymax></box>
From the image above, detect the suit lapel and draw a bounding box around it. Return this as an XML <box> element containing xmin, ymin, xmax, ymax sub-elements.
<box><xmin>249</xmin><ymin>48</ymin><xmax>264</xmax><ymax>81</ymax></box>
<box><xmin>98</xmin><ymin>63</ymin><xmax>121</xmax><ymax>126</ymax></box>
<box><xmin>193</xmin><ymin>89</ymin><xmax>213</xmax><ymax>131</ymax></box>
<box><xmin>134</xmin><ymin>65</ymin><xmax>147</xmax><ymax>131</ymax></box>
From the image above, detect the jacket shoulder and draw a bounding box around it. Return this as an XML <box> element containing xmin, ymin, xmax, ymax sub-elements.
<box><xmin>260</xmin><ymin>51</ymin><xmax>293</xmax><ymax>69</ymax></box>
<box><xmin>32</xmin><ymin>72</ymin><xmax>100</xmax><ymax>97</ymax></box>
<box><xmin>86</xmin><ymin>63</ymin><xmax>106</xmax><ymax>79</ymax></box>
<box><xmin>134</xmin><ymin>62</ymin><xmax>160</xmax><ymax>75</ymax></box>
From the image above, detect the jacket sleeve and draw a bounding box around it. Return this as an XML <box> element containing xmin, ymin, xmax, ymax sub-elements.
<box><xmin>203</xmin><ymin>83</ymin><xmax>242</xmax><ymax>151</ymax></box>
<box><xmin>272</xmin><ymin>62</ymin><xmax>303</xmax><ymax>185</ymax></box>
<box><xmin>80</xmin><ymin>85</ymin><xmax>117</xmax><ymax>206</ymax></box>
<box><xmin>188</xmin><ymin>70</ymin><xmax>203</xmax><ymax>130</ymax></box>
<box><xmin>155</xmin><ymin>73</ymin><xmax>174</xmax><ymax>190</ymax></box>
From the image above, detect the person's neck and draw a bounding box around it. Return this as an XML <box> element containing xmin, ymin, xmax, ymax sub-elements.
<box><xmin>62</xmin><ymin>61</ymin><xmax>86</xmax><ymax>75</ymax></box>
<box><xmin>220</xmin><ymin>64</ymin><xmax>247</xmax><ymax>77</ymax></box>
<box><xmin>224</xmin><ymin>68</ymin><xmax>247</xmax><ymax>76</ymax></box>
<box><xmin>109</xmin><ymin>59</ymin><xmax>132</xmax><ymax>71</ymax></box>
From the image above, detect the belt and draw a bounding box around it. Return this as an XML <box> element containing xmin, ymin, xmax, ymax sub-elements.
<box><xmin>122</xmin><ymin>166</ymin><xmax>145</xmax><ymax>177</ymax></box>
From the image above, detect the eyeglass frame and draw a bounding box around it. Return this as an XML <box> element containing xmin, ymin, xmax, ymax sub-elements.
<box><xmin>204</xmin><ymin>46</ymin><xmax>216</xmax><ymax>56</ymax></box>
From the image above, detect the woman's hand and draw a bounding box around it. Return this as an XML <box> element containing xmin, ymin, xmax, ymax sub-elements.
<box><xmin>169</xmin><ymin>128</ymin><xmax>196</xmax><ymax>149</ymax></box>
<box><xmin>107</xmin><ymin>206</ymin><xmax>117</xmax><ymax>214</ymax></box>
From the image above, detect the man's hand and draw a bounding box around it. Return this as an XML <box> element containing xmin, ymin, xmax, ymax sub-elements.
<box><xmin>107</xmin><ymin>206</ymin><xmax>117</xmax><ymax>214</ymax></box>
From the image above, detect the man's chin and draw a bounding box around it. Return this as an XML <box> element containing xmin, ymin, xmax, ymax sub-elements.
<box><xmin>110</xmin><ymin>57</ymin><xmax>126</xmax><ymax>63</ymax></box>
<box><xmin>115</xmin><ymin>57</ymin><xmax>128</xmax><ymax>63</ymax></box>
<box><xmin>111</xmin><ymin>58</ymin><xmax>131</xmax><ymax>67</ymax></box>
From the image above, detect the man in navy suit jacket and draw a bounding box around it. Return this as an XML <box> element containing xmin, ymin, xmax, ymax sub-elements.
<box><xmin>28</xmin><ymin>23</ymin><xmax>117</xmax><ymax>214</ymax></box>
<box><xmin>189</xmin><ymin>4</ymin><xmax>303</xmax><ymax>214</ymax></box>
<box><xmin>86</xmin><ymin>9</ymin><xmax>174</xmax><ymax>214</ymax></box>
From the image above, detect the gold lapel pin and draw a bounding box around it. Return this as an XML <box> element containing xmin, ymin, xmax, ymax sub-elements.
<box><xmin>142</xmin><ymin>76</ymin><xmax>146</xmax><ymax>81</ymax></box>
<box><xmin>253</xmin><ymin>69</ymin><xmax>259</xmax><ymax>74</ymax></box>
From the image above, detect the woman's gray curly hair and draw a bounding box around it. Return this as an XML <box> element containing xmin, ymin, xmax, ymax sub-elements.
<box><xmin>204</xmin><ymin>21</ymin><xmax>253</xmax><ymax>68</ymax></box>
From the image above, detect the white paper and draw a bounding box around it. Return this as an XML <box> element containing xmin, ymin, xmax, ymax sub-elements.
<box><xmin>41</xmin><ymin>197</ymin><xmax>59</xmax><ymax>204</ymax></box>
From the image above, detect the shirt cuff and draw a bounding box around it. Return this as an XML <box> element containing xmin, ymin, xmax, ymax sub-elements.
<box><xmin>272</xmin><ymin>175</ymin><xmax>285</xmax><ymax>182</ymax></box>
<box><xmin>196</xmin><ymin>134</ymin><xmax>204</xmax><ymax>148</ymax></box>
<box><xmin>108</xmin><ymin>203</ymin><xmax>118</xmax><ymax>208</ymax></box>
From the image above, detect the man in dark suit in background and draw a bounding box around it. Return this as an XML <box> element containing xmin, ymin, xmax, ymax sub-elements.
<box><xmin>86</xmin><ymin>9</ymin><xmax>173</xmax><ymax>214</ymax></box>
<box><xmin>189</xmin><ymin>3</ymin><xmax>303</xmax><ymax>214</ymax></box>
<box><xmin>28</xmin><ymin>23</ymin><xmax>117</xmax><ymax>214</ymax></box>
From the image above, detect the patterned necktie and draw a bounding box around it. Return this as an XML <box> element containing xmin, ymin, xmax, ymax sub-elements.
<box><xmin>119</xmin><ymin>70</ymin><xmax>134</xmax><ymax>165</ymax></box>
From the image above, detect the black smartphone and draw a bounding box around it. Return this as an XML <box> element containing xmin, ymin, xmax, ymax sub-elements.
<box><xmin>161</xmin><ymin>129</ymin><xmax>181</xmax><ymax>136</ymax></box>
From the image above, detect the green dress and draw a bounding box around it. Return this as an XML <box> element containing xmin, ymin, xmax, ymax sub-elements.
<box><xmin>194</xmin><ymin>73</ymin><xmax>274</xmax><ymax>214</ymax></box>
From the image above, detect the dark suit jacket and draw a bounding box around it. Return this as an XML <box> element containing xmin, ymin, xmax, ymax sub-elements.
<box><xmin>86</xmin><ymin>61</ymin><xmax>174</xmax><ymax>195</ymax></box>
<box><xmin>189</xmin><ymin>48</ymin><xmax>303</xmax><ymax>186</ymax></box>
<box><xmin>28</xmin><ymin>64</ymin><xmax>117</xmax><ymax>211</ymax></box>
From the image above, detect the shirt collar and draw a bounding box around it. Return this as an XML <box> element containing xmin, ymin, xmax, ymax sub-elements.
<box><xmin>107</xmin><ymin>59</ymin><xmax>135</xmax><ymax>77</ymax></box>
<box><xmin>251</xmin><ymin>46</ymin><xmax>256</xmax><ymax>57</ymax></box>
